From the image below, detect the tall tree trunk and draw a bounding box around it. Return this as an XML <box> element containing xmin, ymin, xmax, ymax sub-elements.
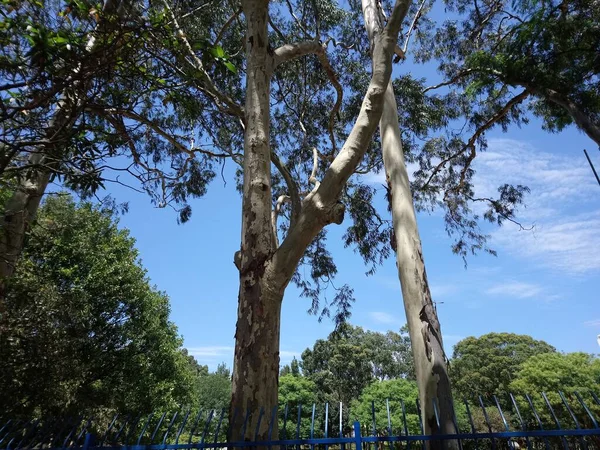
<box><xmin>361</xmin><ymin>1</ymin><xmax>456</xmax><ymax>448</ymax></box>
<box><xmin>380</xmin><ymin>80</ymin><xmax>457</xmax><ymax>449</ymax></box>
<box><xmin>230</xmin><ymin>0</ymin><xmax>279</xmax><ymax>441</ymax></box>
<box><xmin>229</xmin><ymin>0</ymin><xmax>410</xmax><ymax>440</ymax></box>
<box><xmin>0</xmin><ymin>152</ymin><xmax>51</xmax><ymax>300</ymax></box>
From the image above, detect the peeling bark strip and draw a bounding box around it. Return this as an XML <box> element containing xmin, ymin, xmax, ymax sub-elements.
<box><xmin>361</xmin><ymin>0</ymin><xmax>457</xmax><ymax>448</ymax></box>
<box><xmin>230</xmin><ymin>0</ymin><xmax>411</xmax><ymax>441</ymax></box>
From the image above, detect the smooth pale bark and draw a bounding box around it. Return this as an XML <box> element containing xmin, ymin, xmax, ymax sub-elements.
<box><xmin>0</xmin><ymin>152</ymin><xmax>51</xmax><ymax>299</ymax></box>
<box><xmin>229</xmin><ymin>0</ymin><xmax>411</xmax><ymax>440</ymax></box>
<box><xmin>362</xmin><ymin>1</ymin><xmax>456</xmax><ymax>447</ymax></box>
<box><xmin>380</xmin><ymin>80</ymin><xmax>457</xmax><ymax>449</ymax></box>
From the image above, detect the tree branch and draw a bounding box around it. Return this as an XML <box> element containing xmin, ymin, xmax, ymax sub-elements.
<box><xmin>402</xmin><ymin>0</ymin><xmax>426</xmax><ymax>54</ymax></box>
<box><xmin>422</xmin><ymin>88</ymin><xmax>530</xmax><ymax>192</ymax></box>
<box><xmin>162</xmin><ymin>0</ymin><xmax>244</xmax><ymax>119</ymax></box>
<box><xmin>272</xmin><ymin>40</ymin><xmax>322</xmax><ymax>68</ymax></box>
<box><xmin>309</xmin><ymin>147</ymin><xmax>320</xmax><ymax>190</ymax></box>
<box><xmin>214</xmin><ymin>8</ymin><xmax>242</xmax><ymax>46</ymax></box>
<box><xmin>271</xmin><ymin>151</ymin><xmax>301</xmax><ymax>227</ymax></box>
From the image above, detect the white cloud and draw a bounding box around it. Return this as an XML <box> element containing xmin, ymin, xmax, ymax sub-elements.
<box><xmin>188</xmin><ymin>346</ymin><xmax>299</xmax><ymax>366</ymax></box>
<box><xmin>369</xmin><ymin>311</ymin><xmax>399</xmax><ymax>324</ymax></box>
<box><xmin>584</xmin><ymin>319</ymin><xmax>600</xmax><ymax>327</ymax></box>
<box><xmin>473</xmin><ymin>139</ymin><xmax>600</xmax><ymax>274</ymax></box>
<box><xmin>187</xmin><ymin>346</ymin><xmax>234</xmax><ymax>358</ymax></box>
<box><xmin>485</xmin><ymin>281</ymin><xmax>544</xmax><ymax>299</ymax></box>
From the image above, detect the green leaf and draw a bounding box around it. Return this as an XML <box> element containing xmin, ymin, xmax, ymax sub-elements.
<box><xmin>223</xmin><ymin>61</ymin><xmax>237</xmax><ymax>74</ymax></box>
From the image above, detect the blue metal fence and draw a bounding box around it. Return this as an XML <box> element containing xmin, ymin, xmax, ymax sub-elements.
<box><xmin>2</xmin><ymin>391</ymin><xmax>599</xmax><ymax>450</ymax></box>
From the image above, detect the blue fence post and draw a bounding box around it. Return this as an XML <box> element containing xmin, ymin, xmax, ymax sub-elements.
<box><xmin>82</xmin><ymin>433</ymin><xmax>95</xmax><ymax>450</ymax></box>
<box><xmin>353</xmin><ymin>421</ymin><xmax>362</xmax><ymax>450</ymax></box>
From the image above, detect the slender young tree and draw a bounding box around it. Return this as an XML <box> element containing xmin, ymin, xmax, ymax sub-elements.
<box><xmin>362</xmin><ymin>1</ymin><xmax>455</xmax><ymax>445</ymax></box>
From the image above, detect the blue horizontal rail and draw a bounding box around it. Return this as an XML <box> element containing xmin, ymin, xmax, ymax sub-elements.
<box><xmin>2</xmin><ymin>390</ymin><xmax>599</xmax><ymax>450</ymax></box>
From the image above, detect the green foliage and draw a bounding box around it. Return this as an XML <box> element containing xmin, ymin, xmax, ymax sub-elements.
<box><xmin>196</xmin><ymin>363</ymin><xmax>232</xmax><ymax>411</ymax></box>
<box><xmin>509</xmin><ymin>352</ymin><xmax>600</xmax><ymax>428</ymax></box>
<box><xmin>278</xmin><ymin>374</ymin><xmax>319</xmax><ymax>438</ymax></box>
<box><xmin>0</xmin><ymin>194</ymin><xmax>199</xmax><ymax>419</ymax></box>
<box><xmin>451</xmin><ymin>333</ymin><xmax>556</xmax><ymax>407</ymax></box>
<box><xmin>301</xmin><ymin>324</ymin><xmax>414</xmax><ymax>412</ymax></box>
<box><xmin>350</xmin><ymin>379</ymin><xmax>421</xmax><ymax>435</ymax></box>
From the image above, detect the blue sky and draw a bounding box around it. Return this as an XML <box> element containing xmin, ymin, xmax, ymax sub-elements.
<box><xmin>88</xmin><ymin>16</ymin><xmax>600</xmax><ymax>370</ymax></box>
<box><xmin>102</xmin><ymin>124</ymin><xmax>600</xmax><ymax>371</ymax></box>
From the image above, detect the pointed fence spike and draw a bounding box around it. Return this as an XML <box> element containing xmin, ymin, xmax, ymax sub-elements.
<box><xmin>175</xmin><ymin>409</ymin><xmax>191</xmax><ymax>444</ymax></box>
<box><xmin>385</xmin><ymin>399</ymin><xmax>393</xmax><ymax>450</ymax></box>
<box><xmin>371</xmin><ymin>400</ymin><xmax>377</xmax><ymax>436</ymax></box>
<box><xmin>493</xmin><ymin>396</ymin><xmax>510</xmax><ymax>431</ymax></box>
<box><xmin>137</xmin><ymin>413</ymin><xmax>154</xmax><ymax>445</ymax></box>
<box><xmin>268</xmin><ymin>406</ymin><xmax>278</xmax><ymax>441</ymax></box>
<box><xmin>162</xmin><ymin>411</ymin><xmax>179</xmax><ymax>445</ymax></box>
<box><xmin>541</xmin><ymin>392</ymin><xmax>568</xmax><ymax>450</ymax></box>
<box><xmin>213</xmin><ymin>409</ymin><xmax>226</xmax><ymax>445</ymax></box>
<box><xmin>188</xmin><ymin>410</ymin><xmax>204</xmax><ymax>445</ymax></box>
<box><xmin>201</xmin><ymin>410</ymin><xmax>215</xmax><ymax>444</ymax></box>
<box><xmin>241</xmin><ymin>408</ymin><xmax>250</xmax><ymax>441</ymax></box>
<box><xmin>558</xmin><ymin>392</ymin><xmax>580</xmax><ymax>429</ymax></box>
<box><xmin>226</xmin><ymin>408</ymin><xmax>238</xmax><ymax>442</ymax></box>
<box><xmin>125</xmin><ymin>415</ymin><xmax>142</xmax><ymax>445</ymax></box>
<box><xmin>510</xmin><ymin>394</ymin><xmax>532</xmax><ymax>450</ymax></box>
<box><xmin>558</xmin><ymin>392</ymin><xmax>587</xmax><ymax>450</ymax></box>
<box><xmin>574</xmin><ymin>391</ymin><xmax>599</xmax><ymax>428</ymax></box>
<box><xmin>254</xmin><ymin>407</ymin><xmax>265</xmax><ymax>441</ymax></box>
<box><xmin>283</xmin><ymin>403</ymin><xmax>289</xmax><ymax>441</ymax></box>
<box><xmin>149</xmin><ymin>412</ymin><xmax>167</xmax><ymax>444</ymax></box>
<box><xmin>63</xmin><ymin>417</ymin><xmax>83</xmax><ymax>448</ymax></box>
<box><xmin>432</xmin><ymin>398</ymin><xmax>441</xmax><ymax>430</ymax></box>
<box><xmin>76</xmin><ymin>417</ymin><xmax>94</xmax><ymax>444</ymax></box>
<box><xmin>325</xmin><ymin>403</ymin><xmax>329</xmax><ymax>438</ymax></box>
<box><xmin>296</xmin><ymin>404</ymin><xmax>302</xmax><ymax>441</ymax></box>
<box><xmin>416</xmin><ymin>398</ymin><xmax>424</xmax><ymax>450</ymax></box>
<box><xmin>525</xmin><ymin>394</ymin><xmax>550</xmax><ymax>450</ymax></box>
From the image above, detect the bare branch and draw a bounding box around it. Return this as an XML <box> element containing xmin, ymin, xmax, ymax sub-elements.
<box><xmin>87</xmin><ymin>105</ymin><xmax>239</xmax><ymax>161</ymax></box>
<box><xmin>309</xmin><ymin>147</ymin><xmax>320</xmax><ymax>191</ymax></box>
<box><xmin>271</xmin><ymin>194</ymin><xmax>291</xmax><ymax>247</ymax></box>
<box><xmin>422</xmin><ymin>88</ymin><xmax>530</xmax><ymax>192</ymax></box>
<box><xmin>285</xmin><ymin>0</ymin><xmax>311</xmax><ymax>37</ymax></box>
<box><xmin>402</xmin><ymin>0</ymin><xmax>426</xmax><ymax>54</ymax></box>
<box><xmin>315</xmin><ymin>48</ymin><xmax>343</xmax><ymax>156</ymax></box>
<box><xmin>271</xmin><ymin>151</ymin><xmax>301</xmax><ymax>227</ymax></box>
<box><xmin>272</xmin><ymin>40</ymin><xmax>322</xmax><ymax>68</ymax></box>
<box><xmin>161</xmin><ymin>0</ymin><xmax>244</xmax><ymax>119</ymax></box>
<box><xmin>214</xmin><ymin>7</ymin><xmax>242</xmax><ymax>46</ymax></box>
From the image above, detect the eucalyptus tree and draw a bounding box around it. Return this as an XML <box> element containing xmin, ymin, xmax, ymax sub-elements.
<box><xmin>414</xmin><ymin>0</ymin><xmax>600</xmax><ymax>177</ymax></box>
<box><xmin>362</xmin><ymin>0</ymin><xmax>457</xmax><ymax>443</ymax></box>
<box><xmin>0</xmin><ymin>0</ymin><xmax>238</xmax><ymax>297</ymax></box>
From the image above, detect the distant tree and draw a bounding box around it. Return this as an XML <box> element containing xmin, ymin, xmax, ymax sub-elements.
<box><xmin>196</xmin><ymin>363</ymin><xmax>232</xmax><ymax>411</ymax></box>
<box><xmin>290</xmin><ymin>357</ymin><xmax>301</xmax><ymax>377</ymax></box>
<box><xmin>350</xmin><ymin>379</ymin><xmax>421</xmax><ymax>435</ymax></box>
<box><xmin>450</xmin><ymin>333</ymin><xmax>556</xmax><ymax>407</ymax></box>
<box><xmin>183</xmin><ymin>350</ymin><xmax>210</xmax><ymax>378</ymax></box>
<box><xmin>278</xmin><ymin>374</ymin><xmax>318</xmax><ymax>438</ymax></box>
<box><xmin>510</xmin><ymin>352</ymin><xmax>600</xmax><ymax>428</ymax></box>
<box><xmin>0</xmin><ymin>195</ymin><xmax>198</xmax><ymax>419</ymax></box>
<box><xmin>301</xmin><ymin>324</ymin><xmax>414</xmax><ymax>409</ymax></box>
